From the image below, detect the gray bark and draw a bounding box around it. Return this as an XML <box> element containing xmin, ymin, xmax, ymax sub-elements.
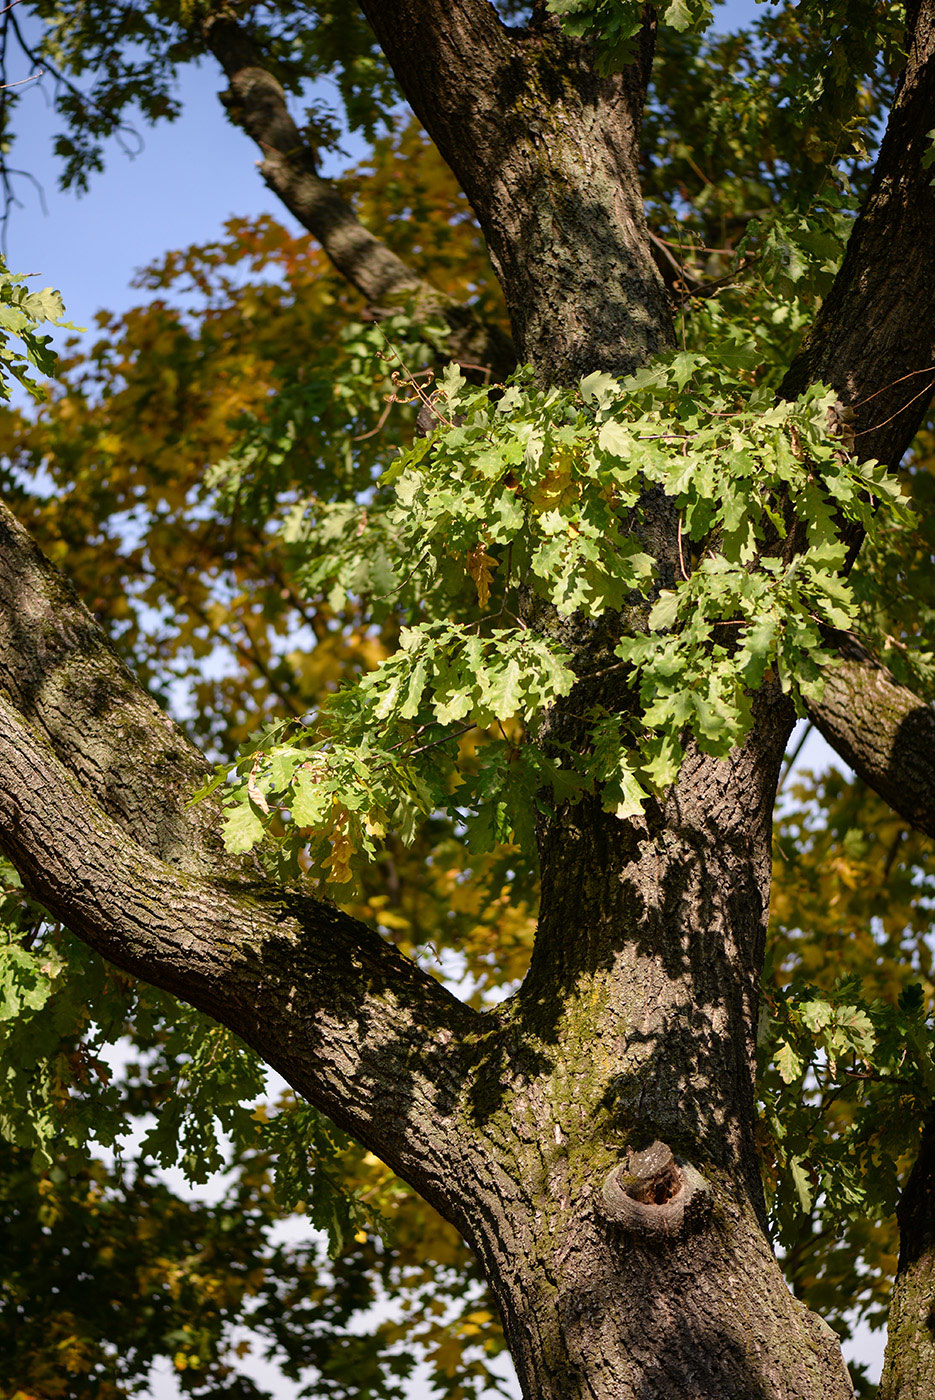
<box><xmin>201</xmin><ymin>10</ymin><xmax>515</xmax><ymax>379</ymax></box>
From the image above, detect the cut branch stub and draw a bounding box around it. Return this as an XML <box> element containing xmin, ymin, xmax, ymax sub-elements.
<box><xmin>601</xmin><ymin>1140</ymin><xmax>710</xmax><ymax>1239</ymax></box>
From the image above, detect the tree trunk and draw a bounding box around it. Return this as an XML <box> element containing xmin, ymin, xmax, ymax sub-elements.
<box><xmin>880</xmin><ymin>1124</ymin><xmax>935</xmax><ymax>1400</ymax></box>
<box><xmin>358</xmin><ymin>2</ymin><xmax>672</xmax><ymax>382</ymax></box>
<box><xmin>428</xmin><ymin>701</ymin><xmax>855</xmax><ymax>1398</ymax></box>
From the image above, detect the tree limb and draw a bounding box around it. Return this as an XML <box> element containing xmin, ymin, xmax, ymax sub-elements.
<box><xmin>0</xmin><ymin>499</ymin><xmax>226</xmax><ymax>876</ymax></box>
<box><xmin>805</xmin><ymin>632</ymin><xmax>935</xmax><ymax>843</ymax></box>
<box><xmin>777</xmin><ymin>4</ymin><xmax>935</xmax><ymax>853</ymax></box>
<box><xmin>781</xmin><ymin>1</ymin><xmax>935</xmax><ymax>467</ymax></box>
<box><xmin>0</xmin><ymin>494</ymin><xmax>485</xmax><ymax>1196</ymax></box>
<box><xmin>200</xmin><ymin>10</ymin><xmax>514</xmax><ymax>377</ymax></box>
<box><xmin>0</xmin><ymin>670</ymin><xmax>478</xmax><ymax>1206</ymax></box>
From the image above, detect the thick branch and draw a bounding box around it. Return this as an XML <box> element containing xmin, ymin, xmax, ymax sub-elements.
<box><xmin>805</xmin><ymin>633</ymin><xmax>935</xmax><ymax>842</ymax></box>
<box><xmin>0</xmin><ymin>499</ymin><xmax>227</xmax><ymax>876</ymax></box>
<box><xmin>0</xmin><ymin>496</ymin><xmax>483</xmax><ymax>1195</ymax></box>
<box><xmin>782</xmin><ymin>2</ymin><xmax>935</xmax><ymax>466</ymax></box>
<box><xmin>0</xmin><ymin>688</ymin><xmax>478</xmax><ymax>1205</ymax></box>
<box><xmin>202</xmin><ymin>12</ymin><xmax>422</xmax><ymax>305</ymax></box>
<box><xmin>357</xmin><ymin>0</ymin><xmax>671</xmax><ymax>380</ymax></box>
<box><xmin>201</xmin><ymin>11</ymin><xmax>514</xmax><ymax>377</ymax></box>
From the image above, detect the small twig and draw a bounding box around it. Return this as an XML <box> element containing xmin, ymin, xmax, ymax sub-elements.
<box><xmin>376</xmin><ymin>327</ymin><xmax>457</xmax><ymax>430</ymax></box>
<box><xmin>680</xmin><ymin>258</ymin><xmax>754</xmax><ymax>304</ymax></box>
<box><xmin>405</xmin><ymin>722</ymin><xmax>476</xmax><ymax>761</ymax></box>
<box><xmin>883</xmin><ymin>827</ymin><xmax>907</xmax><ymax>878</ymax></box>
<box><xmin>673</xmin><ymin>219</ymin><xmax>689</xmax><ymax>350</ymax></box>
<box><xmin>776</xmin><ymin>721</ymin><xmax>813</xmax><ymax>796</ymax></box>
<box><xmin>852</xmin><ymin>376</ymin><xmax>935</xmax><ymax>436</ymax></box>
<box><xmin>844</xmin><ymin>1066</ymin><xmax>917</xmax><ymax>1089</ymax></box>
<box><xmin>677</xmin><ymin>513</ymin><xmax>689</xmax><ymax>581</ymax></box>
<box><xmin>0</xmin><ymin>65</ymin><xmax>41</xmax><ymax>88</ymax></box>
<box><xmin>1</xmin><ymin>165</ymin><xmax>47</xmax><ymax>215</ymax></box>
<box><xmin>652</xmin><ymin>234</ymin><xmax>739</xmax><ymax>256</ymax></box>
<box><xmin>579</xmin><ymin>658</ymin><xmax>631</xmax><ymax>682</ymax></box>
<box><xmin>848</xmin><ymin>363</ymin><xmax>935</xmax><ymax>410</ymax></box>
<box><xmin>371</xmin><ymin>546</ymin><xmax>429</xmax><ymax>601</ymax></box>
<box><xmin>352</xmin><ymin>394</ymin><xmax>396</xmax><ymax>441</ymax></box>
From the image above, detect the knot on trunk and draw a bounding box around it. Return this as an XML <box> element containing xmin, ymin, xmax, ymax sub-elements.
<box><xmin>601</xmin><ymin>1140</ymin><xmax>709</xmax><ymax>1239</ymax></box>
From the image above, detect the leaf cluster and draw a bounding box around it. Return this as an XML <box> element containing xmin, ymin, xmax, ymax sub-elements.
<box><xmin>212</xmin><ymin>350</ymin><xmax>910</xmax><ymax>883</ymax></box>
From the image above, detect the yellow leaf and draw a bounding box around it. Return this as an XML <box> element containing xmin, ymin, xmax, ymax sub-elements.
<box><xmin>466</xmin><ymin>542</ymin><xmax>497</xmax><ymax>608</ymax></box>
<box><xmin>325</xmin><ymin>808</ymin><xmax>355</xmax><ymax>884</ymax></box>
<box><xmin>527</xmin><ymin>449</ymin><xmax>580</xmax><ymax>513</ymax></box>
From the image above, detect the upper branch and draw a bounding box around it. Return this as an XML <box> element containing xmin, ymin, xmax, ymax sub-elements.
<box><xmin>200</xmin><ymin>10</ymin><xmax>514</xmax><ymax>376</ymax></box>
<box><xmin>777</xmin><ymin>6</ymin><xmax>935</xmax><ymax>815</ymax></box>
<box><xmin>805</xmin><ymin>633</ymin><xmax>935</xmax><ymax>843</ymax></box>
<box><xmin>781</xmin><ymin>1</ymin><xmax>935</xmax><ymax>466</ymax></box>
<box><xmin>202</xmin><ymin>11</ymin><xmax>416</xmax><ymax>304</ymax></box>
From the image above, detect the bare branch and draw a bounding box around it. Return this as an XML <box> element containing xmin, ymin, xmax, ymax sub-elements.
<box><xmin>203</xmin><ymin>12</ymin><xmax>424</xmax><ymax>308</ymax></box>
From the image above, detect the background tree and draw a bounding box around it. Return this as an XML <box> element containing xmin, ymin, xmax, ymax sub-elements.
<box><xmin>2</xmin><ymin>3</ymin><xmax>935</xmax><ymax>1398</ymax></box>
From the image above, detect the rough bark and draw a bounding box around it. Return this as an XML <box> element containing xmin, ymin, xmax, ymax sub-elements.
<box><xmin>2</xmin><ymin>1</ymin><xmax>935</xmax><ymax>1396</ymax></box>
<box><xmin>0</xmin><ymin>687</ymin><xmax>479</xmax><ymax>1212</ymax></box>
<box><xmin>805</xmin><ymin>631</ymin><xmax>935</xmax><ymax>842</ymax></box>
<box><xmin>880</xmin><ymin>1121</ymin><xmax>935</xmax><ymax>1400</ymax></box>
<box><xmin>452</xmin><ymin>707</ymin><xmax>852</xmax><ymax>1400</ymax></box>
<box><xmin>0</xmin><ymin>499</ymin><xmax>228</xmax><ymax>876</ymax></box>
<box><xmin>0</xmin><ymin>594</ymin><xmax>854</xmax><ymax>1397</ymax></box>
<box><xmin>358</xmin><ymin>0</ymin><xmax>673</xmax><ymax>382</ymax></box>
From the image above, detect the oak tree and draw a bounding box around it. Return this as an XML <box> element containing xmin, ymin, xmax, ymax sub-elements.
<box><xmin>3</xmin><ymin>3</ymin><xmax>935</xmax><ymax>1398</ymax></box>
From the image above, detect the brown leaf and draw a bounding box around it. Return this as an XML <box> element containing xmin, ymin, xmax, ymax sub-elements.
<box><xmin>466</xmin><ymin>542</ymin><xmax>497</xmax><ymax>608</ymax></box>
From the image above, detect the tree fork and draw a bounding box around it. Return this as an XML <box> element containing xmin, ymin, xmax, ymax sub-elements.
<box><xmin>357</xmin><ymin>0</ymin><xmax>672</xmax><ymax>382</ymax></box>
<box><xmin>2</xmin><ymin>0</ymin><xmax>935</xmax><ymax>1394</ymax></box>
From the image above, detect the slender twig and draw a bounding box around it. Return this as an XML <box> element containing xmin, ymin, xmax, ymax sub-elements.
<box><xmin>677</xmin><ymin>513</ymin><xmax>690</xmax><ymax>581</ymax></box>
<box><xmin>852</xmin><ymin>377</ymin><xmax>935</xmax><ymax>437</ymax></box>
<box><xmin>776</xmin><ymin>721</ymin><xmax>813</xmax><ymax>795</ymax></box>
<box><xmin>405</xmin><ymin>722</ymin><xmax>476</xmax><ymax>761</ymax></box>
<box><xmin>353</xmin><ymin>395</ymin><xmax>397</xmax><ymax>441</ymax></box>
<box><xmin>376</xmin><ymin>327</ymin><xmax>457</xmax><ymax>430</ymax></box>
<box><xmin>0</xmin><ymin>66</ymin><xmax>41</xmax><ymax>88</ymax></box>
<box><xmin>848</xmin><ymin>363</ymin><xmax>935</xmax><ymax>410</ymax></box>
